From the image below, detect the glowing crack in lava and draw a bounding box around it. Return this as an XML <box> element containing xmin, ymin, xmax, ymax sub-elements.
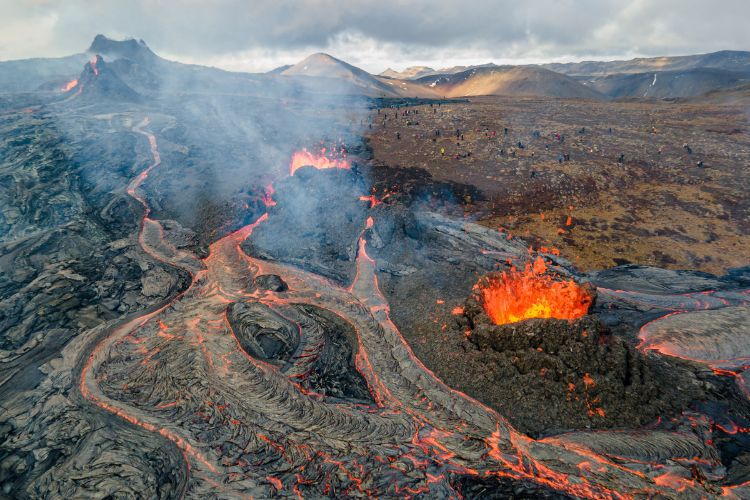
<box><xmin>289</xmin><ymin>147</ymin><xmax>351</xmax><ymax>175</ymax></box>
<box><xmin>479</xmin><ymin>256</ymin><xmax>592</xmax><ymax>325</ymax></box>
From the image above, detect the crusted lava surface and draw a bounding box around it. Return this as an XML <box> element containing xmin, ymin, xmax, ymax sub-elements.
<box><xmin>461</xmin><ymin>297</ymin><xmax>695</xmax><ymax>435</ymax></box>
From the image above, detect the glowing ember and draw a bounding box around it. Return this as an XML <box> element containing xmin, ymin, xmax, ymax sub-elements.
<box><xmin>479</xmin><ymin>257</ymin><xmax>591</xmax><ymax>325</ymax></box>
<box><xmin>359</xmin><ymin>195</ymin><xmax>382</xmax><ymax>208</ymax></box>
<box><xmin>262</xmin><ymin>184</ymin><xmax>276</xmax><ymax>207</ymax></box>
<box><xmin>61</xmin><ymin>79</ymin><xmax>78</xmax><ymax>92</ymax></box>
<box><xmin>289</xmin><ymin>148</ymin><xmax>350</xmax><ymax>175</ymax></box>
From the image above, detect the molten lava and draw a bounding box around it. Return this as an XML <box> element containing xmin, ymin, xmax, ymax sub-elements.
<box><xmin>479</xmin><ymin>257</ymin><xmax>591</xmax><ymax>325</ymax></box>
<box><xmin>289</xmin><ymin>147</ymin><xmax>350</xmax><ymax>175</ymax></box>
<box><xmin>61</xmin><ymin>79</ymin><xmax>78</xmax><ymax>92</ymax></box>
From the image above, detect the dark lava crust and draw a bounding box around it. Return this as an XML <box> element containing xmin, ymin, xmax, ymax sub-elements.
<box><xmin>461</xmin><ymin>305</ymin><xmax>691</xmax><ymax>436</ymax></box>
<box><xmin>227</xmin><ymin>301</ymin><xmax>374</xmax><ymax>403</ymax></box>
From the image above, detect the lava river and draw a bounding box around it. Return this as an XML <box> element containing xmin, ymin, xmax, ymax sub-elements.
<box><xmin>76</xmin><ymin>119</ymin><xmax>745</xmax><ymax>498</ymax></box>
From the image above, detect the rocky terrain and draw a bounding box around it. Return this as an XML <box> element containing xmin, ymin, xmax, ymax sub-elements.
<box><xmin>367</xmin><ymin>95</ymin><xmax>750</xmax><ymax>275</ymax></box>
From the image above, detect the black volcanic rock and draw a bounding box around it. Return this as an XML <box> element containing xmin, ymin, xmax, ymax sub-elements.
<box><xmin>254</xmin><ymin>274</ymin><xmax>288</xmax><ymax>292</ymax></box>
<box><xmin>226</xmin><ymin>301</ymin><xmax>373</xmax><ymax>402</ymax></box>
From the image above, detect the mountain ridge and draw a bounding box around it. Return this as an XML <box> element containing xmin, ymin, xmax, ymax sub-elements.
<box><xmin>1</xmin><ymin>35</ymin><xmax>749</xmax><ymax>101</ymax></box>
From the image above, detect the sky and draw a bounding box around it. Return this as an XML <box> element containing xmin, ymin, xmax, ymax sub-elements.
<box><xmin>1</xmin><ymin>0</ymin><xmax>748</xmax><ymax>74</ymax></box>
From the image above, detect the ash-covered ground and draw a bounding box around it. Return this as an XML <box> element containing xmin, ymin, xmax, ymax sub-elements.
<box><xmin>2</xmin><ymin>43</ymin><xmax>750</xmax><ymax>499</ymax></box>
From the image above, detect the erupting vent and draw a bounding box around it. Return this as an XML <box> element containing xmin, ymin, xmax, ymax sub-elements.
<box><xmin>289</xmin><ymin>147</ymin><xmax>350</xmax><ymax>175</ymax></box>
<box><xmin>479</xmin><ymin>257</ymin><xmax>592</xmax><ymax>325</ymax></box>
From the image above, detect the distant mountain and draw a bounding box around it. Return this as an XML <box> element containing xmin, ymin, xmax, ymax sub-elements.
<box><xmin>279</xmin><ymin>53</ymin><xmax>439</xmax><ymax>98</ymax></box>
<box><xmin>543</xmin><ymin>50</ymin><xmax>750</xmax><ymax>77</ymax></box>
<box><xmin>281</xmin><ymin>52</ymin><xmax>384</xmax><ymax>82</ymax></box>
<box><xmin>266</xmin><ymin>64</ymin><xmax>292</xmax><ymax>75</ymax></box>
<box><xmin>386</xmin><ymin>51</ymin><xmax>750</xmax><ymax>99</ymax></box>
<box><xmin>380</xmin><ymin>63</ymin><xmax>501</xmax><ymax>80</ymax></box>
<box><xmin>582</xmin><ymin>68</ymin><xmax>750</xmax><ymax>99</ymax></box>
<box><xmin>436</xmin><ymin>63</ymin><xmax>499</xmax><ymax>75</ymax></box>
<box><xmin>415</xmin><ymin>65</ymin><xmax>603</xmax><ymax>99</ymax></box>
<box><xmin>3</xmin><ymin>37</ymin><xmax>750</xmax><ymax>101</ymax></box>
<box><xmin>380</xmin><ymin>66</ymin><xmax>436</xmax><ymax>80</ymax></box>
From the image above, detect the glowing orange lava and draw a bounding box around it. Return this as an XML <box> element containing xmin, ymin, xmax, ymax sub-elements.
<box><xmin>62</xmin><ymin>79</ymin><xmax>78</xmax><ymax>92</ymax></box>
<box><xmin>289</xmin><ymin>148</ymin><xmax>350</xmax><ymax>175</ymax></box>
<box><xmin>479</xmin><ymin>257</ymin><xmax>591</xmax><ymax>325</ymax></box>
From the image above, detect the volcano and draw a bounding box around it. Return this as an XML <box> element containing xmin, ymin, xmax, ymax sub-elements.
<box><xmin>2</xmin><ymin>33</ymin><xmax>750</xmax><ymax>500</ymax></box>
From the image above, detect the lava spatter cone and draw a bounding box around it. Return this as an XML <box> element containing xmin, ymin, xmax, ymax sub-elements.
<box><xmin>463</xmin><ymin>256</ymin><xmax>599</xmax><ymax>351</ymax></box>
<box><xmin>455</xmin><ymin>257</ymin><xmax>691</xmax><ymax>432</ymax></box>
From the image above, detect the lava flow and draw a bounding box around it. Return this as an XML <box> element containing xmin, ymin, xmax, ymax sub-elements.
<box><xmin>90</xmin><ymin>55</ymin><xmax>99</xmax><ymax>76</ymax></box>
<box><xmin>289</xmin><ymin>147</ymin><xmax>350</xmax><ymax>175</ymax></box>
<box><xmin>478</xmin><ymin>256</ymin><xmax>592</xmax><ymax>325</ymax></box>
<box><xmin>61</xmin><ymin>78</ymin><xmax>78</xmax><ymax>92</ymax></box>
<box><xmin>75</xmin><ymin>125</ymin><xmax>729</xmax><ymax>498</ymax></box>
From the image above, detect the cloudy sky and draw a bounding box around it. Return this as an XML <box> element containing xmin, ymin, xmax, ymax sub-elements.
<box><xmin>1</xmin><ymin>0</ymin><xmax>748</xmax><ymax>73</ymax></box>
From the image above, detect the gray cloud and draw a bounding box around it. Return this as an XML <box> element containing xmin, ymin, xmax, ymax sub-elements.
<box><xmin>1</xmin><ymin>0</ymin><xmax>748</xmax><ymax>72</ymax></box>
